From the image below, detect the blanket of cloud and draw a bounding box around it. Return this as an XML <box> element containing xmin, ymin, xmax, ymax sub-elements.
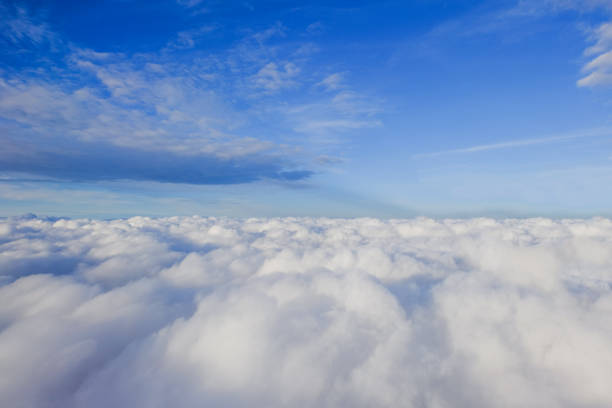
<box><xmin>1</xmin><ymin>215</ymin><xmax>612</xmax><ymax>408</ymax></box>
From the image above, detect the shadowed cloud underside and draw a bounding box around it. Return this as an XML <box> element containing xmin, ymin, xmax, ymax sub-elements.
<box><xmin>0</xmin><ymin>139</ymin><xmax>312</xmax><ymax>184</ymax></box>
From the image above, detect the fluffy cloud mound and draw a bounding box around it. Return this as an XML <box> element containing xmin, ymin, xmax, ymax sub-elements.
<box><xmin>1</xmin><ymin>216</ymin><xmax>612</xmax><ymax>407</ymax></box>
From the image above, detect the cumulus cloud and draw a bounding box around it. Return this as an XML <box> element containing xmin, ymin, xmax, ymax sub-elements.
<box><xmin>1</xmin><ymin>216</ymin><xmax>612</xmax><ymax>407</ymax></box>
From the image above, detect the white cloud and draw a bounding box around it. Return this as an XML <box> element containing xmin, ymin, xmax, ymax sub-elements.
<box><xmin>176</xmin><ymin>0</ymin><xmax>204</xmax><ymax>8</ymax></box>
<box><xmin>1</xmin><ymin>8</ymin><xmax>382</xmax><ymax>183</ymax></box>
<box><xmin>0</xmin><ymin>50</ymin><xmax>268</xmax><ymax>158</ymax></box>
<box><xmin>295</xmin><ymin>119</ymin><xmax>381</xmax><ymax>133</ymax></box>
<box><xmin>166</xmin><ymin>25</ymin><xmax>218</xmax><ymax>50</ymax></box>
<box><xmin>584</xmin><ymin>22</ymin><xmax>612</xmax><ymax>55</ymax></box>
<box><xmin>430</xmin><ymin>0</ymin><xmax>612</xmax><ymax>89</ymax></box>
<box><xmin>305</xmin><ymin>21</ymin><xmax>325</xmax><ymax>36</ymax></box>
<box><xmin>544</xmin><ymin>2</ymin><xmax>612</xmax><ymax>87</ymax></box>
<box><xmin>251</xmin><ymin>62</ymin><xmax>300</xmax><ymax>92</ymax></box>
<box><xmin>475</xmin><ymin>1</ymin><xmax>612</xmax><ymax>88</ymax></box>
<box><xmin>281</xmin><ymin>90</ymin><xmax>383</xmax><ymax>140</ymax></box>
<box><xmin>579</xmin><ymin>47</ymin><xmax>612</xmax><ymax>87</ymax></box>
<box><xmin>0</xmin><ymin>5</ymin><xmax>58</xmax><ymax>47</ymax></box>
<box><xmin>511</xmin><ymin>0</ymin><xmax>612</xmax><ymax>16</ymax></box>
<box><xmin>317</xmin><ymin>73</ymin><xmax>344</xmax><ymax>91</ymax></box>
<box><xmin>1</xmin><ymin>216</ymin><xmax>612</xmax><ymax>407</ymax></box>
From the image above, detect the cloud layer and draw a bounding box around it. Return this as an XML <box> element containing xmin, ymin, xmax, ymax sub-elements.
<box><xmin>1</xmin><ymin>216</ymin><xmax>612</xmax><ymax>407</ymax></box>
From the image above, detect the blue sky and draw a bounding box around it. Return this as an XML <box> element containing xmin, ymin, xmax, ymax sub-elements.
<box><xmin>1</xmin><ymin>0</ymin><xmax>612</xmax><ymax>218</ymax></box>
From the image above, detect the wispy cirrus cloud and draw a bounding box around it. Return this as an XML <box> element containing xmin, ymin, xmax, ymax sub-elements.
<box><xmin>509</xmin><ymin>0</ymin><xmax>612</xmax><ymax>16</ymax></box>
<box><xmin>317</xmin><ymin>72</ymin><xmax>344</xmax><ymax>91</ymax></box>
<box><xmin>414</xmin><ymin>127</ymin><xmax>612</xmax><ymax>158</ymax></box>
<box><xmin>165</xmin><ymin>25</ymin><xmax>219</xmax><ymax>50</ymax></box>
<box><xmin>0</xmin><ymin>4</ymin><xmax>57</xmax><ymax>47</ymax></box>
<box><xmin>413</xmin><ymin>0</ymin><xmax>612</xmax><ymax>88</ymax></box>
<box><xmin>510</xmin><ymin>0</ymin><xmax>612</xmax><ymax>87</ymax></box>
<box><xmin>176</xmin><ymin>0</ymin><xmax>205</xmax><ymax>9</ymax></box>
<box><xmin>579</xmin><ymin>21</ymin><xmax>612</xmax><ymax>87</ymax></box>
<box><xmin>0</xmin><ymin>5</ymin><xmax>381</xmax><ymax>185</ymax></box>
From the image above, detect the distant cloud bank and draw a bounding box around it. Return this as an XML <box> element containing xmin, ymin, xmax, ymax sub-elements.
<box><xmin>1</xmin><ymin>216</ymin><xmax>612</xmax><ymax>407</ymax></box>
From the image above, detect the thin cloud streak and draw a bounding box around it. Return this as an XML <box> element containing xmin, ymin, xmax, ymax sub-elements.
<box><xmin>413</xmin><ymin>127</ymin><xmax>612</xmax><ymax>158</ymax></box>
